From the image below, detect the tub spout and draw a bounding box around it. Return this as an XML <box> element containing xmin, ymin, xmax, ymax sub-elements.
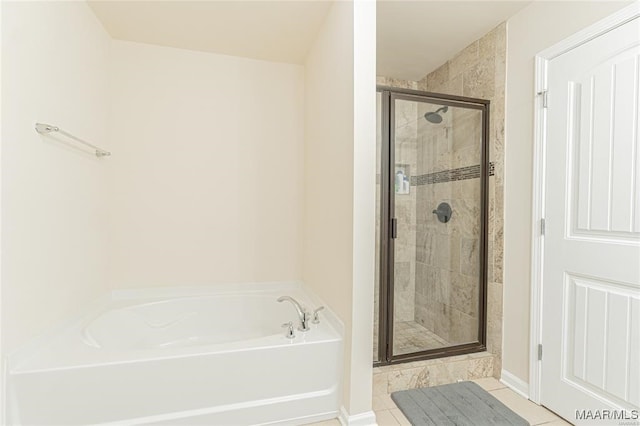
<box><xmin>277</xmin><ymin>296</ymin><xmax>310</xmax><ymax>331</ymax></box>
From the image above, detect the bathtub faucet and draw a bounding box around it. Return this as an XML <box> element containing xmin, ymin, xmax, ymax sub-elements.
<box><xmin>277</xmin><ymin>296</ymin><xmax>311</xmax><ymax>331</ymax></box>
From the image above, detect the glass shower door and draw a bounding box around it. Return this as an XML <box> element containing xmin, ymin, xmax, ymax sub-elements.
<box><xmin>375</xmin><ymin>87</ymin><xmax>489</xmax><ymax>365</ymax></box>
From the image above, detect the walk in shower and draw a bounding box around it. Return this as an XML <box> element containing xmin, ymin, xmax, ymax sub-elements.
<box><xmin>374</xmin><ymin>87</ymin><xmax>489</xmax><ymax>365</ymax></box>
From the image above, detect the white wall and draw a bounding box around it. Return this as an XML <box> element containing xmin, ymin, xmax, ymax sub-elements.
<box><xmin>503</xmin><ymin>0</ymin><xmax>631</xmax><ymax>385</ymax></box>
<box><xmin>303</xmin><ymin>0</ymin><xmax>376</xmax><ymax>418</ymax></box>
<box><xmin>0</xmin><ymin>0</ymin><xmax>4</xmax><ymax>420</ymax></box>
<box><xmin>349</xmin><ymin>0</ymin><xmax>377</xmax><ymax>418</ymax></box>
<box><xmin>1</xmin><ymin>1</ymin><xmax>111</xmax><ymax>355</ymax></box>
<box><xmin>108</xmin><ymin>41</ymin><xmax>304</xmax><ymax>288</ymax></box>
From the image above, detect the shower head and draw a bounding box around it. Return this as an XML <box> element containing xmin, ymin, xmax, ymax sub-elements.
<box><xmin>424</xmin><ymin>106</ymin><xmax>448</xmax><ymax>124</ymax></box>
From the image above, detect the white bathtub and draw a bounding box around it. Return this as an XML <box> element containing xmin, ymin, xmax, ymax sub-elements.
<box><xmin>7</xmin><ymin>282</ymin><xmax>343</xmax><ymax>425</ymax></box>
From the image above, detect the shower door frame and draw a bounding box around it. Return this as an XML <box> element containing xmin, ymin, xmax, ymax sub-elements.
<box><xmin>375</xmin><ymin>86</ymin><xmax>490</xmax><ymax>367</ymax></box>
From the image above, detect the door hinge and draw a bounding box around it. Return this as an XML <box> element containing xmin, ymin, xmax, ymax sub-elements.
<box><xmin>538</xmin><ymin>344</ymin><xmax>543</xmax><ymax>361</ymax></box>
<box><xmin>540</xmin><ymin>218</ymin><xmax>546</xmax><ymax>236</ymax></box>
<box><xmin>391</xmin><ymin>218</ymin><xmax>398</xmax><ymax>239</ymax></box>
<box><xmin>538</xmin><ymin>90</ymin><xmax>548</xmax><ymax>108</ymax></box>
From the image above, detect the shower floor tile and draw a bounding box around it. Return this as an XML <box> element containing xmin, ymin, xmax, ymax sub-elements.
<box><xmin>373</xmin><ymin>320</ymin><xmax>449</xmax><ymax>359</ymax></box>
<box><xmin>394</xmin><ymin>320</ymin><xmax>449</xmax><ymax>354</ymax></box>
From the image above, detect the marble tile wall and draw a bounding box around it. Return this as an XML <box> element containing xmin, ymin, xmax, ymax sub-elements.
<box><xmin>393</xmin><ymin>97</ymin><xmax>418</xmax><ymax>322</ymax></box>
<box><xmin>375</xmin><ymin>77</ymin><xmax>419</xmax><ymax>360</ymax></box>
<box><xmin>373</xmin><ymin>352</ymin><xmax>496</xmax><ymax>394</ymax></box>
<box><xmin>414</xmin><ymin>101</ymin><xmax>483</xmax><ymax>346</ymax></box>
<box><xmin>416</xmin><ymin>23</ymin><xmax>506</xmax><ymax>375</ymax></box>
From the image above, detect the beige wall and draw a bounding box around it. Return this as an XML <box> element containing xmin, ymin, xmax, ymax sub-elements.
<box><xmin>304</xmin><ymin>0</ymin><xmax>355</xmax><ymax>338</ymax></box>
<box><xmin>2</xmin><ymin>1</ymin><xmax>376</xmax><ymax>419</ymax></box>
<box><xmin>108</xmin><ymin>41</ymin><xmax>304</xmax><ymax>288</ymax></box>
<box><xmin>304</xmin><ymin>0</ymin><xmax>376</xmax><ymax>416</ymax></box>
<box><xmin>1</xmin><ymin>1</ymin><xmax>111</xmax><ymax>354</ymax></box>
<box><xmin>503</xmin><ymin>0</ymin><xmax>631</xmax><ymax>384</ymax></box>
<box><xmin>304</xmin><ymin>0</ymin><xmax>355</xmax><ymax>412</ymax></box>
<box><xmin>2</xmin><ymin>1</ymin><xmax>376</xmax><ymax>418</ymax></box>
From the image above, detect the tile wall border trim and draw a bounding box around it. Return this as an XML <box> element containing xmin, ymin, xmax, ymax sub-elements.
<box><xmin>409</xmin><ymin>162</ymin><xmax>495</xmax><ymax>186</ymax></box>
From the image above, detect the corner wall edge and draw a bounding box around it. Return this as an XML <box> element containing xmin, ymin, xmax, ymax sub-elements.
<box><xmin>339</xmin><ymin>406</ymin><xmax>377</xmax><ymax>426</ymax></box>
<box><xmin>500</xmin><ymin>369</ymin><xmax>530</xmax><ymax>400</ymax></box>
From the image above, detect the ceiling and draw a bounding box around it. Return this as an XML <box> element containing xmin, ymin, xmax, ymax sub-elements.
<box><xmin>88</xmin><ymin>1</ymin><xmax>333</xmax><ymax>65</ymax></box>
<box><xmin>89</xmin><ymin>0</ymin><xmax>531</xmax><ymax>79</ymax></box>
<box><xmin>377</xmin><ymin>1</ymin><xmax>532</xmax><ymax>81</ymax></box>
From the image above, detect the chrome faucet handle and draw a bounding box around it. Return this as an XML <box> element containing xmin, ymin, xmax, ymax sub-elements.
<box><xmin>281</xmin><ymin>322</ymin><xmax>295</xmax><ymax>339</ymax></box>
<box><xmin>312</xmin><ymin>306</ymin><xmax>325</xmax><ymax>324</ymax></box>
<box><xmin>300</xmin><ymin>311</ymin><xmax>311</xmax><ymax>332</ymax></box>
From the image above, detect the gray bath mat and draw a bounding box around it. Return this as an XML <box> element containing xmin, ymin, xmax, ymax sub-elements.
<box><xmin>391</xmin><ymin>381</ymin><xmax>530</xmax><ymax>426</ymax></box>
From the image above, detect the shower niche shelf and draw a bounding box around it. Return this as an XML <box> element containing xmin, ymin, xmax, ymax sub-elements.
<box><xmin>395</xmin><ymin>164</ymin><xmax>410</xmax><ymax>195</ymax></box>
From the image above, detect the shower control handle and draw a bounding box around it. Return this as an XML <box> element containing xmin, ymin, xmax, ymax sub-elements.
<box><xmin>432</xmin><ymin>202</ymin><xmax>452</xmax><ymax>223</ymax></box>
<box><xmin>281</xmin><ymin>322</ymin><xmax>295</xmax><ymax>339</ymax></box>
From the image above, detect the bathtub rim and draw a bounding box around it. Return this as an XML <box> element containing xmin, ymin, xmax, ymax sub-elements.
<box><xmin>7</xmin><ymin>281</ymin><xmax>344</xmax><ymax>374</ymax></box>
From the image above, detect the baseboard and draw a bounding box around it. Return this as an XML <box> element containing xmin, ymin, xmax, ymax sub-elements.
<box><xmin>500</xmin><ymin>369</ymin><xmax>530</xmax><ymax>399</ymax></box>
<box><xmin>338</xmin><ymin>406</ymin><xmax>377</xmax><ymax>426</ymax></box>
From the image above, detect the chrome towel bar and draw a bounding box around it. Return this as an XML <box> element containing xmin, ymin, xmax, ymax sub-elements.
<box><xmin>35</xmin><ymin>123</ymin><xmax>111</xmax><ymax>158</ymax></box>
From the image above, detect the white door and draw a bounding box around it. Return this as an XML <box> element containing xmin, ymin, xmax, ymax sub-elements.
<box><xmin>541</xmin><ymin>15</ymin><xmax>640</xmax><ymax>423</ymax></box>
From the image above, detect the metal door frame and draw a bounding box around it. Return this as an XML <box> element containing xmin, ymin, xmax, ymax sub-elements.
<box><xmin>375</xmin><ymin>86</ymin><xmax>490</xmax><ymax>367</ymax></box>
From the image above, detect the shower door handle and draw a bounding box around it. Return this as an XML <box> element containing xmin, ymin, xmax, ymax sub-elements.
<box><xmin>391</xmin><ymin>218</ymin><xmax>397</xmax><ymax>239</ymax></box>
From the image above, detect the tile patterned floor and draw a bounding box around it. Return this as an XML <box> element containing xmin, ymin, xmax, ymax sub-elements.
<box><xmin>308</xmin><ymin>377</ymin><xmax>572</xmax><ymax>426</ymax></box>
<box><xmin>393</xmin><ymin>320</ymin><xmax>450</xmax><ymax>355</ymax></box>
<box><xmin>373</xmin><ymin>320</ymin><xmax>450</xmax><ymax>360</ymax></box>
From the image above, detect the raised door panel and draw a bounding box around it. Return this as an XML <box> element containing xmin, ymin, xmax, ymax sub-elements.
<box><xmin>569</xmin><ymin>51</ymin><xmax>640</xmax><ymax>243</ymax></box>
